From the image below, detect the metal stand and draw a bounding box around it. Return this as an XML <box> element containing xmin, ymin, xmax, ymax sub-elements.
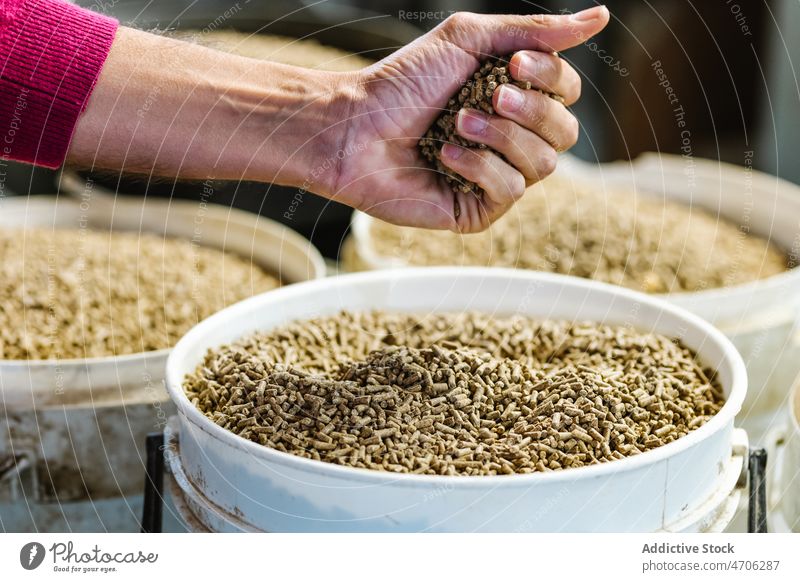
<box><xmin>748</xmin><ymin>448</ymin><xmax>768</xmax><ymax>533</ymax></box>
<box><xmin>141</xmin><ymin>433</ymin><xmax>164</xmax><ymax>533</ymax></box>
<box><xmin>140</xmin><ymin>433</ymin><xmax>770</xmax><ymax>533</ymax></box>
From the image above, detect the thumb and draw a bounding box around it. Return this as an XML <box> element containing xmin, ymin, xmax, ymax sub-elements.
<box><xmin>437</xmin><ymin>6</ymin><xmax>610</xmax><ymax>57</ymax></box>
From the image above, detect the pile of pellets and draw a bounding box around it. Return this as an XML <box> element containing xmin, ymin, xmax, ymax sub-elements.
<box><xmin>177</xmin><ymin>31</ymin><xmax>374</xmax><ymax>71</ymax></box>
<box><xmin>364</xmin><ymin>177</ymin><xmax>790</xmax><ymax>293</ymax></box>
<box><xmin>185</xmin><ymin>311</ymin><xmax>724</xmax><ymax>476</ymax></box>
<box><xmin>0</xmin><ymin>228</ymin><xmax>279</xmax><ymax>360</ymax></box>
<box><xmin>419</xmin><ymin>55</ymin><xmax>563</xmax><ymax>202</ymax></box>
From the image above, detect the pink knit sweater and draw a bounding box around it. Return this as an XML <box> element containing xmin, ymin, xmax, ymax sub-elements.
<box><xmin>0</xmin><ymin>0</ymin><xmax>117</xmax><ymax>168</ymax></box>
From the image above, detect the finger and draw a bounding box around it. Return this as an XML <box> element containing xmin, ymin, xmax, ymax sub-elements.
<box><xmin>436</xmin><ymin>6</ymin><xmax>609</xmax><ymax>58</ymax></box>
<box><xmin>509</xmin><ymin>51</ymin><xmax>582</xmax><ymax>105</ymax></box>
<box><xmin>440</xmin><ymin>144</ymin><xmax>525</xmax><ymax>231</ymax></box>
<box><xmin>455</xmin><ymin>109</ymin><xmax>558</xmax><ymax>183</ymax></box>
<box><xmin>491</xmin><ymin>85</ymin><xmax>579</xmax><ymax>151</ymax></box>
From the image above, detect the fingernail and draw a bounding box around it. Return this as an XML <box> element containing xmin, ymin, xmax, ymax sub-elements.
<box><xmin>442</xmin><ymin>143</ymin><xmax>463</xmax><ymax>160</ymax></box>
<box><xmin>572</xmin><ymin>5</ymin><xmax>607</xmax><ymax>22</ymax></box>
<box><xmin>497</xmin><ymin>85</ymin><xmax>524</xmax><ymax>113</ymax></box>
<box><xmin>457</xmin><ymin>109</ymin><xmax>488</xmax><ymax>136</ymax></box>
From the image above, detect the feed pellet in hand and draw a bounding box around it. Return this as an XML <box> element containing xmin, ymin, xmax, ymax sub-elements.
<box><xmin>363</xmin><ymin>176</ymin><xmax>790</xmax><ymax>293</ymax></box>
<box><xmin>0</xmin><ymin>228</ymin><xmax>279</xmax><ymax>360</ymax></box>
<box><xmin>418</xmin><ymin>54</ymin><xmax>563</xmax><ymax>203</ymax></box>
<box><xmin>185</xmin><ymin>311</ymin><xmax>724</xmax><ymax>476</ymax></box>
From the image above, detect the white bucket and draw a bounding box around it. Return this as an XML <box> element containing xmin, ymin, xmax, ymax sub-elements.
<box><xmin>349</xmin><ymin>153</ymin><xmax>800</xmax><ymax>443</ymax></box>
<box><xmin>0</xmin><ymin>194</ymin><xmax>325</xmax><ymax>531</ymax></box>
<box><xmin>165</xmin><ymin>268</ymin><xmax>748</xmax><ymax>532</ymax></box>
<box><xmin>767</xmin><ymin>378</ymin><xmax>800</xmax><ymax>532</ymax></box>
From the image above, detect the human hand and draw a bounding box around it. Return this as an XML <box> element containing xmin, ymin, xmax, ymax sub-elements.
<box><xmin>67</xmin><ymin>12</ymin><xmax>606</xmax><ymax>233</ymax></box>
<box><xmin>327</xmin><ymin>7</ymin><xmax>609</xmax><ymax>232</ymax></box>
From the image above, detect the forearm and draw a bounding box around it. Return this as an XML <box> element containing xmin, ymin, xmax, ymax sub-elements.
<box><xmin>67</xmin><ymin>27</ymin><xmax>358</xmax><ymax>191</ymax></box>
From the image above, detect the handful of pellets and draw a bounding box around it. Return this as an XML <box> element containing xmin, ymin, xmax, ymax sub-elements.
<box><xmin>0</xmin><ymin>228</ymin><xmax>279</xmax><ymax>360</ymax></box>
<box><xmin>419</xmin><ymin>55</ymin><xmax>563</xmax><ymax>203</ymax></box>
<box><xmin>185</xmin><ymin>311</ymin><xmax>725</xmax><ymax>476</ymax></box>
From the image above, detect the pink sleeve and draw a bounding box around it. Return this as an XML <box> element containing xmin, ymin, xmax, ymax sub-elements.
<box><xmin>0</xmin><ymin>0</ymin><xmax>118</xmax><ymax>168</ymax></box>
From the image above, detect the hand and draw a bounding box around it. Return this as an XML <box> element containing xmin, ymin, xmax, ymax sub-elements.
<box><xmin>68</xmin><ymin>12</ymin><xmax>607</xmax><ymax>233</ymax></box>
<box><xmin>328</xmin><ymin>7</ymin><xmax>609</xmax><ymax>233</ymax></box>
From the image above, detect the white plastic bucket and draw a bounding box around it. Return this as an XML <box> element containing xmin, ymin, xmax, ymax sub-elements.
<box><xmin>0</xmin><ymin>194</ymin><xmax>325</xmax><ymax>531</ymax></box>
<box><xmin>165</xmin><ymin>268</ymin><xmax>748</xmax><ymax>532</ymax></box>
<box><xmin>767</xmin><ymin>379</ymin><xmax>800</xmax><ymax>532</ymax></box>
<box><xmin>349</xmin><ymin>153</ymin><xmax>800</xmax><ymax>442</ymax></box>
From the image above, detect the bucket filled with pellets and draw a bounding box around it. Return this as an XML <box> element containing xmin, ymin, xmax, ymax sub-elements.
<box><xmin>164</xmin><ymin>268</ymin><xmax>748</xmax><ymax>532</ymax></box>
<box><xmin>766</xmin><ymin>379</ymin><xmax>800</xmax><ymax>532</ymax></box>
<box><xmin>347</xmin><ymin>153</ymin><xmax>800</xmax><ymax>442</ymax></box>
<box><xmin>0</xmin><ymin>194</ymin><xmax>325</xmax><ymax>532</ymax></box>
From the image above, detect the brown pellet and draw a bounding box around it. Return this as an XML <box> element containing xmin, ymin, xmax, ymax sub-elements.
<box><xmin>362</xmin><ymin>176</ymin><xmax>790</xmax><ymax>293</ymax></box>
<box><xmin>0</xmin><ymin>228</ymin><xmax>279</xmax><ymax>360</ymax></box>
<box><xmin>418</xmin><ymin>55</ymin><xmax>564</xmax><ymax>201</ymax></box>
<box><xmin>185</xmin><ymin>310</ymin><xmax>725</xmax><ymax>476</ymax></box>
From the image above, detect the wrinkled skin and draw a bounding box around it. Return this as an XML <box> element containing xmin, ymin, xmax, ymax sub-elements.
<box><xmin>330</xmin><ymin>8</ymin><xmax>609</xmax><ymax>232</ymax></box>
